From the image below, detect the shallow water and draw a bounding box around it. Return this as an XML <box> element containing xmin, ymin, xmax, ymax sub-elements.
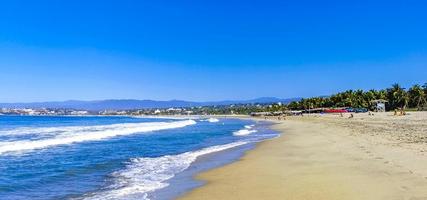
<box><xmin>0</xmin><ymin>115</ymin><xmax>277</xmax><ymax>199</ymax></box>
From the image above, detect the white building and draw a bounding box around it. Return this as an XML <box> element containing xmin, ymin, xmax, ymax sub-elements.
<box><xmin>371</xmin><ymin>99</ymin><xmax>387</xmax><ymax>112</ymax></box>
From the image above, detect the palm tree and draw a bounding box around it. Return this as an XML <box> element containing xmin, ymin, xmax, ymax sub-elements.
<box><xmin>364</xmin><ymin>89</ymin><xmax>377</xmax><ymax>109</ymax></box>
<box><xmin>287</xmin><ymin>83</ymin><xmax>427</xmax><ymax>112</ymax></box>
<box><xmin>408</xmin><ymin>84</ymin><xmax>426</xmax><ymax>110</ymax></box>
<box><xmin>322</xmin><ymin>97</ymin><xmax>334</xmax><ymax>108</ymax></box>
<box><xmin>354</xmin><ymin>89</ymin><xmax>367</xmax><ymax>108</ymax></box>
<box><xmin>288</xmin><ymin>101</ymin><xmax>300</xmax><ymax>110</ymax></box>
<box><xmin>376</xmin><ymin>89</ymin><xmax>387</xmax><ymax>100</ymax></box>
<box><xmin>343</xmin><ymin>90</ymin><xmax>356</xmax><ymax>107</ymax></box>
<box><xmin>387</xmin><ymin>84</ymin><xmax>409</xmax><ymax>110</ymax></box>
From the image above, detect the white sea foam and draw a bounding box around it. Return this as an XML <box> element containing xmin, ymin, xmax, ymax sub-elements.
<box><xmin>206</xmin><ymin>118</ymin><xmax>219</xmax><ymax>123</ymax></box>
<box><xmin>244</xmin><ymin>125</ymin><xmax>255</xmax><ymax>129</ymax></box>
<box><xmin>0</xmin><ymin>120</ymin><xmax>196</xmax><ymax>155</ymax></box>
<box><xmin>81</xmin><ymin>141</ymin><xmax>247</xmax><ymax>200</ymax></box>
<box><xmin>233</xmin><ymin>129</ymin><xmax>258</xmax><ymax>136</ymax></box>
<box><xmin>135</xmin><ymin>116</ymin><xmax>199</xmax><ymax>120</ymax></box>
<box><xmin>200</xmin><ymin>118</ymin><xmax>220</xmax><ymax>123</ymax></box>
<box><xmin>233</xmin><ymin>124</ymin><xmax>257</xmax><ymax>136</ymax></box>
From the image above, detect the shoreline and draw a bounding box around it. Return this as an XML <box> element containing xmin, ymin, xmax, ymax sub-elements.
<box><xmin>148</xmin><ymin>118</ymin><xmax>279</xmax><ymax>200</ymax></box>
<box><xmin>150</xmin><ymin>140</ymin><xmax>258</xmax><ymax>200</ymax></box>
<box><xmin>178</xmin><ymin>112</ymin><xmax>427</xmax><ymax>200</ymax></box>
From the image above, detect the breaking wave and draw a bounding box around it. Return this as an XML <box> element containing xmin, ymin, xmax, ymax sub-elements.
<box><xmin>206</xmin><ymin>118</ymin><xmax>219</xmax><ymax>123</ymax></box>
<box><xmin>200</xmin><ymin>118</ymin><xmax>220</xmax><ymax>123</ymax></box>
<box><xmin>0</xmin><ymin>120</ymin><xmax>196</xmax><ymax>155</ymax></box>
<box><xmin>80</xmin><ymin>141</ymin><xmax>247</xmax><ymax>200</ymax></box>
<box><xmin>233</xmin><ymin>124</ymin><xmax>257</xmax><ymax>136</ymax></box>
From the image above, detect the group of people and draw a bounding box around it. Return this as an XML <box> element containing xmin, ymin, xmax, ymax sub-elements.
<box><xmin>394</xmin><ymin>108</ymin><xmax>407</xmax><ymax>116</ymax></box>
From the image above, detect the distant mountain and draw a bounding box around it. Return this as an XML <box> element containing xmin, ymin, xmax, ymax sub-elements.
<box><xmin>0</xmin><ymin>97</ymin><xmax>301</xmax><ymax>111</ymax></box>
<box><xmin>207</xmin><ymin>97</ymin><xmax>300</xmax><ymax>105</ymax></box>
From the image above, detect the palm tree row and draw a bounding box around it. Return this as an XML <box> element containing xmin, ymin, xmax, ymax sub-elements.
<box><xmin>287</xmin><ymin>83</ymin><xmax>427</xmax><ymax>111</ymax></box>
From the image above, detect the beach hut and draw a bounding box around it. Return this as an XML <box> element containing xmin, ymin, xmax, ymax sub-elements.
<box><xmin>371</xmin><ymin>99</ymin><xmax>388</xmax><ymax>112</ymax></box>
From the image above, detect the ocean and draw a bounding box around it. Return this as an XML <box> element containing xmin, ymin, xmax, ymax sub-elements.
<box><xmin>0</xmin><ymin>115</ymin><xmax>277</xmax><ymax>200</ymax></box>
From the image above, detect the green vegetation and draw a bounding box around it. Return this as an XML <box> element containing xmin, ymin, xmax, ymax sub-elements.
<box><xmin>287</xmin><ymin>83</ymin><xmax>427</xmax><ymax>111</ymax></box>
<box><xmin>122</xmin><ymin>83</ymin><xmax>427</xmax><ymax>116</ymax></box>
<box><xmin>187</xmin><ymin>104</ymin><xmax>271</xmax><ymax>115</ymax></box>
<box><xmin>196</xmin><ymin>83</ymin><xmax>427</xmax><ymax>115</ymax></box>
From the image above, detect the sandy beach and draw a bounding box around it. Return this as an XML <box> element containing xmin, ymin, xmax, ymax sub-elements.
<box><xmin>179</xmin><ymin>112</ymin><xmax>427</xmax><ymax>200</ymax></box>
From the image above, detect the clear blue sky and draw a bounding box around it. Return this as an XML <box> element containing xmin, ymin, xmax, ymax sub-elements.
<box><xmin>0</xmin><ymin>0</ymin><xmax>426</xmax><ymax>102</ymax></box>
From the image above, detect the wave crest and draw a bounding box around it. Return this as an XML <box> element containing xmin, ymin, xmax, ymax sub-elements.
<box><xmin>233</xmin><ymin>124</ymin><xmax>257</xmax><ymax>136</ymax></box>
<box><xmin>81</xmin><ymin>141</ymin><xmax>247</xmax><ymax>200</ymax></box>
<box><xmin>200</xmin><ymin>118</ymin><xmax>219</xmax><ymax>123</ymax></box>
<box><xmin>0</xmin><ymin>120</ymin><xmax>196</xmax><ymax>155</ymax></box>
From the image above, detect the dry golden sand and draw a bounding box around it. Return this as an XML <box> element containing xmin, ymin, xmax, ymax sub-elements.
<box><xmin>179</xmin><ymin>112</ymin><xmax>427</xmax><ymax>200</ymax></box>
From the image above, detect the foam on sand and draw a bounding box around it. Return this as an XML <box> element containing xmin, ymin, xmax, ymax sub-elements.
<box><xmin>0</xmin><ymin>120</ymin><xmax>196</xmax><ymax>155</ymax></box>
<box><xmin>81</xmin><ymin>141</ymin><xmax>248</xmax><ymax>200</ymax></box>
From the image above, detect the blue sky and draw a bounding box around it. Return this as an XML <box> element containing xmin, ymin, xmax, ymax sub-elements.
<box><xmin>0</xmin><ymin>0</ymin><xmax>426</xmax><ymax>102</ymax></box>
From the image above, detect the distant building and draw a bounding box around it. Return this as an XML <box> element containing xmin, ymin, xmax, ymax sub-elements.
<box><xmin>167</xmin><ymin>108</ymin><xmax>182</xmax><ymax>112</ymax></box>
<box><xmin>70</xmin><ymin>110</ymin><xmax>89</xmax><ymax>115</ymax></box>
<box><xmin>185</xmin><ymin>110</ymin><xmax>193</xmax><ymax>115</ymax></box>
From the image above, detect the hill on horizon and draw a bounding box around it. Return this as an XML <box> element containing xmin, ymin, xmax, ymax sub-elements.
<box><xmin>0</xmin><ymin>97</ymin><xmax>301</xmax><ymax>111</ymax></box>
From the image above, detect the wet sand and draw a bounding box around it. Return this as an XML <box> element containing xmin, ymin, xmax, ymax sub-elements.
<box><xmin>179</xmin><ymin>112</ymin><xmax>427</xmax><ymax>200</ymax></box>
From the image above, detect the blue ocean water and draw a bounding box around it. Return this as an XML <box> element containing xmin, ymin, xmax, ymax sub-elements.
<box><xmin>0</xmin><ymin>115</ymin><xmax>277</xmax><ymax>200</ymax></box>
